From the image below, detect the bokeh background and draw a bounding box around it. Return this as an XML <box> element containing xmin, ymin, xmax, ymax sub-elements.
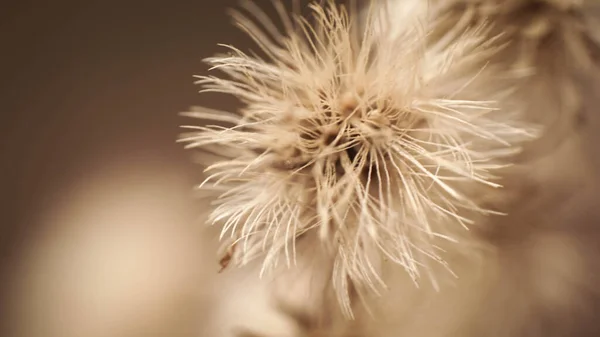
<box><xmin>1</xmin><ymin>1</ymin><xmax>263</xmax><ymax>336</ymax></box>
<box><xmin>4</xmin><ymin>1</ymin><xmax>600</xmax><ymax>337</ymax></box>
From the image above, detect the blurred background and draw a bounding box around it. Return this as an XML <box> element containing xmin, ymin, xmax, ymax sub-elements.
<box><xmin>0</xmin><ymin>1</ymin><xmax>263</xmax><ymax>336</ymax></box>
<box><xmin>4</xmin><ymin>1</ymin><xmax>600</xmax><ymax>337</ymax></box>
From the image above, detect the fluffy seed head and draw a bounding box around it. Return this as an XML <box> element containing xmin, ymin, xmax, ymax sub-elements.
<box><xmin>180</xmin><ymin>0</ymin><xmax>538</xmax><ymax>315</ymax></box>
<box><xmin>434</xmin><ymin>0</ymin><xmax>600</xmax><ymax>69</ymax></box>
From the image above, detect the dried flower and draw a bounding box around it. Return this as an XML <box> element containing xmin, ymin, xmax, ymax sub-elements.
<box><xmin>433</xmin><ymin>0</ymin><xmax>600</xmax><ymax>69</ymax></box>
<box><xmin>180</xmin><ymin>0</ymin><xmax>539</xmax><ymax>315</ymax></box>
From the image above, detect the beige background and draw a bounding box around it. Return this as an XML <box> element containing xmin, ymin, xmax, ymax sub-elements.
<box><xmin>3</xmin><ymin>1</ymin><xmax>600</xmax><ymax>337</ymax></box>
<box><xmin>1</xmin><ymin>1</ymin><xmax>260</xmax><ymax>336</ymax></box>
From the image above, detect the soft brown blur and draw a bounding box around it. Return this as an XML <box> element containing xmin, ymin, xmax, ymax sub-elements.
<box><xmin>0</xmin><ymin>1</ymin><xmax>261</xmax><ymax>336</ymax></box>
<box><xmin>4</xmin><ymin>2</ymin><xmax>600</xmax><ymax>337</ymax></box>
